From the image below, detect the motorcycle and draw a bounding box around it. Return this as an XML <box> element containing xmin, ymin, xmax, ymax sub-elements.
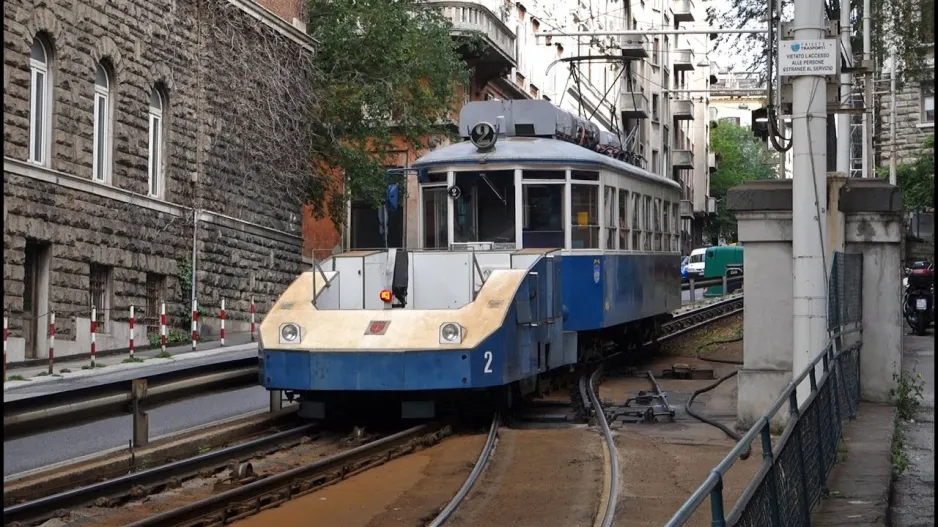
<box><xmin>903</xmin><ymin>262</ymin><xmax>934</xmax><ymax>336</ymax></box>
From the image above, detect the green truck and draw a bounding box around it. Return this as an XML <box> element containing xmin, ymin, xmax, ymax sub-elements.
<box><xmin>701</xmin><ymin>245</ymin><xmax>744</xmax><ymax>297</ymax></box>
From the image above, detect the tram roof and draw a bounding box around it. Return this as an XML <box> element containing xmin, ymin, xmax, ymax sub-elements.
<box><xmin>412</xmin><ymin>136</ymin><xmax>681</xmax><ymax>189</ymax></box>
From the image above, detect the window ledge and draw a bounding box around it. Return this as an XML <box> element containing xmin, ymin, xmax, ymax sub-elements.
<box><xmin>916</xmin><ymin>122</ymin><xmax>934</xmax><ymax>129</ymax></box>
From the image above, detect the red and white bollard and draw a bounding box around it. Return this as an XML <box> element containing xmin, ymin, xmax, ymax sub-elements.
<box><xmin>160</xmin><ymin>303</ymin><xmax>167</xmax><ymax>354</ymax></box>
<box><xmin>192</xmin><ymin>299</ymin><xmax>199</xmax><ymax>351</ymax></box>
<box><xmin>129</xmin><ymin>306</ymin><xmax>135</xmax><ymax>359</ymax></box>
<box><xmin>220</xmin><ymin>299</ymin><xmax>226</xmax><ymax>347</ymax></box>
<box><xmin>4</xmin><ymin>313</ymin><xmax>8</xmax><ymax>382</ymax></box>
<box><xmin>90</xmin><ymin>307</ymin><xmax>97</xmax><ymax>368</ymax></box>
<box><xmin>48</xmin><ymin>312</ymin><xmax>55</xmax><ymax>375</ymax></box>
<box><xmin>250</xmin><ymin>296</ymin><xmax>256</xmax><ymax>342</ymax></box>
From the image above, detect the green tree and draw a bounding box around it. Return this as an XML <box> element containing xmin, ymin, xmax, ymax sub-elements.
<box><xmin>878</xmin><ymin>135</ymin><xmax>935</xmax><ymax>211</ymax></box>
<box><xmin>711</xmin><ymin>0</ymin><xmax>934</xmax><ymax>84</ymax></box>
<box><xmin>706</xmin><ymin>121</ymin><xmax>778</xmax><ymax>243</ymax></box>
<box><xmin>305</xmin><ymin>0</ymin><xmax>483</xmax><ymax>226</ymax></box>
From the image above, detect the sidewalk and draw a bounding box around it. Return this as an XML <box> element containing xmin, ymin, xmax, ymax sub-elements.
<box><xmin>4</xmin><ymin>332</ymin><xmax>256</xmax><ymax>391</ymax></box>
<box><xmin>811</xmin><ymin>331</ymin><xmax>934</xmax><ymax>527</ymax></box>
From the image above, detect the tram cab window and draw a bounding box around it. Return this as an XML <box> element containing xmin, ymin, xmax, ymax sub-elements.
<box><xmin>421</xmin><ymin>172</ymin><xmax>448</xmax><ymax>249</ymax></box>
<box><xmin>571</xmin><ymin>184</ymin><xmax>599</xmax><ymax>249</ymax></box>
<box><xmin>453</xmin><ymin>170</ymin><xmax>516</xmax><ymax>246</ymax></box>
<box><xmin>631</xmin><ymin>193</ymin><xmax>641</xmax><ymax>250</ymax></box>
<box><xmin>652</xmin><ymin>198</ymin><xmax>662</xmax><ymax>251</ymax></box>
<box><xmin>619</xmin><ymin>190</ymin><xmax>629</xmax><ymax>250</ymax></box>
<box><xmin>522</xmin><ymin>184</ymin><xmax>564</xmax><ymax>249</ymax></box>
<box><xmin>643</xmin><ymin>196</ymin><xmax>652</xmax><ymax>250</ymax></box>
<box><xmin>604</xmin><ymin>187</ymin><xmax>617</xmax><ymax>250</ymax></box>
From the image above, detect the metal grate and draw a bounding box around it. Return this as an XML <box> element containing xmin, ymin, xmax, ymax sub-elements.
<box><xmin>828</xmin><ymin>252</ymin><xmax>863</xmax><ymax>331</ymax></box>
<box><xmin>89</xmin><ymin>264</ymin><xmax>109</xmax><ymax>331</ymax></box>
<box><xmin>145</xmin><ymin>273</ymin><xmax>165</xmax><ymax>335</ymax></box>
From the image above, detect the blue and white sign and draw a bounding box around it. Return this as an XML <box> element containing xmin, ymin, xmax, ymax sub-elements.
<box><xmin>779</xmin><ymin>39</ymin><xmax>837</xmax><ymax>77</ymax></box>
<box><xmin>593</xmin><ymin>259</ymin><xmax>601</xmax><ymax>284</ymax></box>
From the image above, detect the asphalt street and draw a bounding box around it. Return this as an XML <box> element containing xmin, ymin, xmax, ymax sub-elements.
<box><xmin>3</xmin><ymin>385</ymin><xmax>270</xmax><ymax>477</ymax></box>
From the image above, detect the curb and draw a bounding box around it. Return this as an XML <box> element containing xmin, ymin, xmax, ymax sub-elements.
<box><xmin>2</xmin><ymin>343</ymin><xmax>258</xmax><ymax>392</ymax></box>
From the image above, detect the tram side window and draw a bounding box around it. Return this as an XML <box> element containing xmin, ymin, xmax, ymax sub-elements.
<box><xmin>652</xmin><ymin>198</ymin><xmax>662</xmax><ymax>251</ymax></box>
<box><xmin>571</xmin><ymin>184</ymin><xmax>599</xmax><ymax>249</ymax></box>
<box><xmin>631</xmin><ymin>193</ymin><xmax>641</xmax><ymax>250</ymax></box>
<box><xmin>662</xmin><ymin>200</ymin><xmax>669</xmax><ymax>250</ymax></box>
<box><xmin>421</xmin><ymin>172</ymin><xmax>449</xmax><ymax>249</ymax></box>
<box><xmin>522</xmin><ymin>184</ymin><xmax>565</xmax><ymax>248</ymax></box>
<box><xmin>672</xmin><ymin>203</ymin><xmax>680</xmax><ymax>251</ymax></box>
<box><xmin>453</xmin><ymin>170</ymin><xmax>516</xmax><ymax>245</ymax></box>
<box><xmin>643</xmin><ymin>196</ymin><xmax>652</xmax><ymax>251</ymax></box>
<box><xmin>619</xmin><ymin>190</ymin><xmax>629</xmax><ymax>250</ymax></box>
<box><xmin>604</xmin><ymin>187</ymin><xmax>617</xmax><ymax>250</ymax></box>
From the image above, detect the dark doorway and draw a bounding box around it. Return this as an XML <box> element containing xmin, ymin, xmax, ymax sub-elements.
<box><xmin>23</xmin><ymin>240</ymin><xmax>51</xmax><ymax>359</ymax></box>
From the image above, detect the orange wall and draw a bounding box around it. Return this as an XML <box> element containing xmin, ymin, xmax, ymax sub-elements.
<box><xmin>255</xmin><ymin>0</ymin><xmax>304</xmax><ymax>23</ymax></box>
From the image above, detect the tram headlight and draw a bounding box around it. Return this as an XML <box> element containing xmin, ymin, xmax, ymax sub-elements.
<box><xmin>439</xmin><ymin>322</ymin><xmax>463</xmax><ymax>344</ymax></box>
<box><xmin>279</xmin><ymin>323</ymin><xmax>301</xmax><ymax>344</ymax></box>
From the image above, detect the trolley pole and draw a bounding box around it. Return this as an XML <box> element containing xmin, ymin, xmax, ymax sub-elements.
<box><xmin>791</xmin><ymin>0</ymin><xmax>830</xmax><ymax>405</ymax></box>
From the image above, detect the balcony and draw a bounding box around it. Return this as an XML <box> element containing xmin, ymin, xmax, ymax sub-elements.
<box><xmin>673</xmin><ymin>149</ymin><xmax>694</xmax><ymax>169</ymax></box>
<box><xmin>708</xmin><ymin>152</ymin><xmax>718</xmax><ymax>173</ymax></box>
<box><xmin>672</xmin><ymin>0</ymin><xmax>695</xmax><ymax>24</ymax></box>
<box><xmin>620</xmin><ymin>90</ymin><xmax>650</xmax><ymax>119</ymax></box>
<box><xmin>679</xmin><ymin>200</ymin><xmax>694</xmax><ymax>219</ymax></box>
<box><xmin>620</xmin><ymin>35</ymin><xmax>649</xmax><ymax>60</ymax></box>
<box><xmin>432</xmin><ymin>1</ymin><xmax>517</xmax><ymax>74</ymax></box>
<box><xmin>672</xmin><ymin>49</ymin><xmax>695</xmax><ymax>72</ymax></box>
<box><xmin>671</xmin><ymin>98</ymin><xmax>695</xmax><ymax>121</ymax></box>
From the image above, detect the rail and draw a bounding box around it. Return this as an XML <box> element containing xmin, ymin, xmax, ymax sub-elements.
<box><xmin>664</xmin><ymin>327</ymin><xmax>862</xmax><ymax>527</ymax></box>
<box><xmin>587</xmin><ymin>368</ymin><xmax>620</xmax><ymax>527</ymax></box>
<box><xmin>2</xmin><ymin>423</ymin><xmax>317</xmax><ymax>525</ymax></box>
<box><xmin>427</xmin><ymin>413</ymin><xmax>500</xmax><ymax>526</ymax></box>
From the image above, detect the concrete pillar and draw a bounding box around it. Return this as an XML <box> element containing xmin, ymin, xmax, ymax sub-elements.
<box><xmin>727</xmin><ymin>180</ymin><xmax>794</xmax><ymax>430</ymax></box>
<box><xmin>840</xmin><ymin>179</ymin><xmax>903</xmax><ymax>402</ymax></box>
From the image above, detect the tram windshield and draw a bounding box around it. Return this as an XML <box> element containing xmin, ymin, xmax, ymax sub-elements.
<box><xmin>453</xmin><ymin>170</ymin><xmax>516</xmax><ymax>246</ymax></box>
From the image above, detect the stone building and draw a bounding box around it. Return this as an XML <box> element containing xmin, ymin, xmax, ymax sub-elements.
<box><xmin>877</xmin><ymin>52</ymin><xmax>935</xmax><ymax>168</ymax></box>
<box><xmin>2</xmin><ymin>0</ymin><xmax>315</xmax><ymax>363</ymax></box>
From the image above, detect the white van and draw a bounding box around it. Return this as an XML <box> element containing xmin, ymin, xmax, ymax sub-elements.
<box><xmin>686</xmin><ymin>248</ymin><xmax>707</xmax><ymax>279</ymax></box>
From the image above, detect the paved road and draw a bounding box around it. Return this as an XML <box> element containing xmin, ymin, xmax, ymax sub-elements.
<box><xmin>3</xmin><ymin>385</ymin><xmax>270</xmax><ymax>477</ymax></box>
<box><xmin>890</xmin><ymin>332</ymin><xmax>935</xmax><ymax>527</ymax></box>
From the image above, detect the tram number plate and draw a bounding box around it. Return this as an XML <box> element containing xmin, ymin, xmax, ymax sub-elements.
<box><xmin>916</xmin><ymin>299</ymin><xmax>928</xmax><ymax>310</ymax></box>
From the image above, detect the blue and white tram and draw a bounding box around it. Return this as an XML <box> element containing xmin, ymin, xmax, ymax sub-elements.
<box><xmin>258</xmin><ymin>100</ymin><xmax>682</xmax><ymax>419</ymax></box>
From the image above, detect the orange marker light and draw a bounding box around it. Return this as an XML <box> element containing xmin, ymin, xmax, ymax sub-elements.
<box><xmin>379</xmin><ymin>289</ymin><xmax>393</xmax><ymax>303</ymax></box>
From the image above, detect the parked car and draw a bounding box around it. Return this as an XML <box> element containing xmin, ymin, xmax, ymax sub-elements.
<box><xmin>685</xmin><ymin>248</ymin><xmax>706</xmax><ymax>280</ymax></box>
<box><xmin>681</xmin><ymin>256</ymin><xmax>689</xmax><ymax>282</ymax></box>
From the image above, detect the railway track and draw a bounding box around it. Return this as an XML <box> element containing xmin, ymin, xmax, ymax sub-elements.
<box><xmin>5</xmin><ymin>423</ymin><xmax>451</xmax><ymax>527</ymax></box>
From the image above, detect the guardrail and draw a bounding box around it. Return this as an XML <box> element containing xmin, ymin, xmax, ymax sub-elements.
<box><xmin>681</xmin><ymin>268</ymin><xmax>744</xmax><ymax>303</ymax></box>
<box><xmin>664</xmin><ymin>327</ymin><xmax>862</xmax><ymax>527</ymax></box>
<box><xmin>3</xmin><ymin>357</ymin><xmax>265</xmax><ymax>446</ymax></box>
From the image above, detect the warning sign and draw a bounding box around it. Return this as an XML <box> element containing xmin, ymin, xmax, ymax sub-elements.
<box><xmin>778</xmin><ymin>39</ymin><xmax>838</xmax><ymax>76</ymax></box>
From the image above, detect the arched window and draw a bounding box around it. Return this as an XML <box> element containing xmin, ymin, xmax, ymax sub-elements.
<box><xmin>92</xmin><ymin>63</ymin><xmax>111</xmax><ymax>182</ymax></box>
<box><xmin>29</xmin><ymin>37</ymin><xmax>51</xmax><ymax>165</ymax></box>
<box><xmin>147</xmin><ymin>87</ymin><xmax>165</xmax><ymax>197</ymax></box>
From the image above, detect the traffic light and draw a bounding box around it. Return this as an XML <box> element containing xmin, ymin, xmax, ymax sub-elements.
<box><xmin>751</xmin><ymin>107</ymin><xmax>769</xmax><ymax>141</ymax></box>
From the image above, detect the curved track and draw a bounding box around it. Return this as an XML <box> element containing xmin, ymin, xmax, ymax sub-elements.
<box><xmin>585</xmin><ymin>368</ymin><xmax>619</xmax><ymax>527</ymax></box>
<box><xmin>426</xmin><ymin>413</ymin><xmax>501</xmax><ymax>527</ymax></box>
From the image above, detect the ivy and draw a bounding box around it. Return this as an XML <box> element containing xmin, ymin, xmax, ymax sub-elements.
<box><xmin>304</xmin><ymin>0</ymin><xmax>477</xmax><ymax>227</ymax></box>
<box><xmin>877</xmin><ymin>135</ymin><xmax>935</xmax><ymax>211</ymax></box>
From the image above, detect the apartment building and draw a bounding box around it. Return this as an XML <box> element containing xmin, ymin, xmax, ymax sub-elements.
<box><xmin>615</xmin><ymin>0</ymin><xmax>715</xmax><ymax>253</ymax></box>
<box><xmin>3</xmin><ymin>0</ymin><xmax>313</xmax><ymax>362</ymax></box>
<box><xmin>876</xmin><ymin>52</ymin><xmax>935</xmax><ymax>168</ymax></box>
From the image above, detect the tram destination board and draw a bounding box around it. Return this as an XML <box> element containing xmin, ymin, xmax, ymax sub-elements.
<box><xmin>778</xmin><ymin>39</ymin><xmax>838</xmax><ymax>77</ymax></box>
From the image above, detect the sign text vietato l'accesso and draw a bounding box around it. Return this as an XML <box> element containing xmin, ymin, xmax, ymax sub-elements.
<box><xmin>779</xmin><ymin>39</ymin><xmax>838</xmax><ymax>77</ymax></box>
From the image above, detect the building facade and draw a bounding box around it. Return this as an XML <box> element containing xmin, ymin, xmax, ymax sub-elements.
<box><xmin>877</xmin><ymin>53</ymin><xmax>935</xmax><ymax>168</ymax></box>
<box><xmin>3</xmin><ymin>0</ymin><xmax>314</xmax><ymax>362</ymax></box>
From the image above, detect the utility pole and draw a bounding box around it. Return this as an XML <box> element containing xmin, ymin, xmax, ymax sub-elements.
<box><xmin>862</xmin><ymin>0</ymin><xmax>872</xmax><ymax>177</ymax></box>
<box><xmin>889</xmin><ymin>51</ymin><xmax>898</xmax><ymax>185</ymax></box>
<box><xmin>791</xmin><ymin>0</ymin><xmax>829</xmax><ymax>403</ymax></box>
<box><xmin>837</xmin><ymin>0</ymin><xmax>853</xmax><ymax>175</ymax></box>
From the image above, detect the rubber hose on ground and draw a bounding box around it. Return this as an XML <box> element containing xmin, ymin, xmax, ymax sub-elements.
<box><xmin>685</xmin><ymin>369</ymin><xmax>752</xmax><ymax>460</ymax></box>
<box><xmin>695</xmin><ymin>335</ymin><xmax>744</xmax><ymax>365</ymax></box>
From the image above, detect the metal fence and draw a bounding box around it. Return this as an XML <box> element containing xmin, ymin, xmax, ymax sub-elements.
<box><xmin>828</xmin><ymin>252</ymin><xmax>863</xmax><ymax>331</ymax></box>
<box><xmin>666</xmin><ymin>253</ymin><xmax>864</xmax><ymax>527</ymax></box>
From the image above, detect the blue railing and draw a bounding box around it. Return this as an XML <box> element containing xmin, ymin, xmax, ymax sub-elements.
<box><xmin>665</xmin><ymin>328</ymin><xmax>862</xmax><ymax>527</ymax></box>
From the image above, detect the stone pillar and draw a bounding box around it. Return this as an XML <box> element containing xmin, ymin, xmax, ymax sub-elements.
<box><xmin>840</xmin><ymin>179</ymin><xmax>903</xmax><ymax>402</ymax></box>
<box><xmin>727</xmin><ymin>180</ymin><xmax>794</xmax><ymax>430</ymax></box>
